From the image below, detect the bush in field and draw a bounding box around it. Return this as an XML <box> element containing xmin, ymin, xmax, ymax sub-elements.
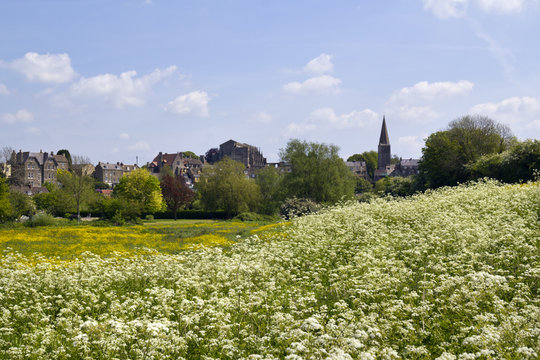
<box><xmin>0</xmin><ymin>180</ymin><xmax>538</xmax><ymax>359</ymax></box>
<box><xmin>280</xmin><ymin>197</ymin><xmax>321</xmax><ymax>219</ymax></box>
<box><xmin>24</xmin><ymin>212</ymin><xmax>57</xmax><ymax>227</ymax></box>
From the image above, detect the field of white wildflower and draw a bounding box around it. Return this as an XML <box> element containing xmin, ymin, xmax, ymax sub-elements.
<box><xmin>0</xmin><ymin>180</ymin><xmax>538</xmax><ymax>359</ymax></box>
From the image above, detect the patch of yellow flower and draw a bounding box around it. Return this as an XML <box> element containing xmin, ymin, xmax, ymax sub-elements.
<box><xmin>0</xmin><ymin>221</ymin><xmax>285</xmax><ymax>260</ymax></box>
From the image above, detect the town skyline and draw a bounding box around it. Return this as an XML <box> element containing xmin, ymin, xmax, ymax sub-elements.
<box><xmin>1</xmin><ymin>1</ymin><xmax>539</xmax><ymax>164</ymax></box>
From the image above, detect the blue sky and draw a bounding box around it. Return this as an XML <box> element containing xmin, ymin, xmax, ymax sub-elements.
<box><xmin>1</xmin><ymin>0</ymin><xmax>539</xmax><ymax>164</ymax></box>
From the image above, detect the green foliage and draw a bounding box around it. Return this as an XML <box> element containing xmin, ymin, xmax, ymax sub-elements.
<box><xmin>348</xmin><ymin>151</ymin><xmax>377</xmax><ymax>179</ymax></box>
<box><xmin>24</xmin><ymin>212</ymin><xmax>58</xmax><ymax>227</ymax></box>
<box><xmin>469</xmin><ymin>139</ymin><xmax>540</xmax><ymax>183</ymax></box>
<box><xmin>255</xmin><ymin>166</ymin><xmax>284</xmax><ymax>215</ymax></box>
<box><xmin>114</xmin><ymin>168</ymin><xmax>164</xmax><ymax>215</ymax></box>
<box><xmin>111</xmin><ymin>210</ymin><xmax>125</xmax><ymax>226</ymax></box>
<box><xmin>354</xmin><ymin>177</ymin><xmax>373</xmax><ymax>194</ymax></box>
<box><xmin>145</xmin><ymin>214</ymin><xmax>154</xmax><ymax>221</ymax></box>
<box><xmin>182</xmin><ymin>151</ymin><xmax>199</xmax><ymax>159</ymax></box>
<box><xmin>8</xmin><ymin>190</ymin><xmax>35</xmax><ymax>218</ymax></box>
<box><xmin>0</xmin><ymin>177</ymin><xmax>12</xmax><ymax>222</ymax></box>
<box><xmin>56</xmin><ymin>149</ymin><xmax>72</xmax><ymax>167</ymax></box>
<box><xmin>375</xmin><ymin>175</ymin><xmax>421</xmax><ymax>197</ymax></box>
<box><xmin>233</xmin><ymin>212</ymin><xmax>279</xmax><ymax>222</ymax></box>
<box><xmin>280</xmin><ymin>197</ymin><xmax>322</xmax><ymax>219</ymax></box>
<box><xmin>420</xmin><ymin>115</ymin><xmax>514</xmax><ymax>188</ymax></box>
<box><xmin>93</xmin><ymin>180</ymin><xmax>111</xmax><ymax>190</ymax></box>
<box><xmin>197</xmin><ymin>157</ymin><xmax>261</xmax><ymax>217</ymax></box>
<box><xmin>57</xmin><ymin>169</ymin><xmax>95</xmax><ymax>220</ymax></box>
<box><xmin>280</xmin><ymin>139</ymin><xmax>355</xmax><ymax>204</ymax></box>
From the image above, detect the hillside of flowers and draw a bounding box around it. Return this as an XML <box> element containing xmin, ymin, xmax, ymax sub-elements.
<box><xmin>0</xmin><ymin>180</ymin><xmax>538</xmax><ymax>359</ymax></box>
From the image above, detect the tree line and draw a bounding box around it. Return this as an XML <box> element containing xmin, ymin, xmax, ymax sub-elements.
<box><xmin>0</xmin><ymin>115</ymin><xmax>538</xmax><ymax>224</ymax></box>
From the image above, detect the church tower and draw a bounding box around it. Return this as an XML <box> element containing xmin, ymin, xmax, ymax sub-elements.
<box><xmin>377</xmin><ymin>116</ymin><xmax>391</xmax><ymax>170</ymax></box>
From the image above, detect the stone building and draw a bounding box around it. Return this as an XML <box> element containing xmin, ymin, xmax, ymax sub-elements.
<box><xmin>149</xmin><ymin>152</ymin><xmax>184</xmax><ymax>176</ymax></box>
<box><xmin>205</xmin><ymin>139</ymin><xmax>266</xmax><ymax>168</ymax></box>
<box><xmin>374</xmin><ymin>117</ymin><xmax>395</xmax><ymax>181</ymax></box>
<box><xmin>94</xmin><ymin>162</ymin><xmax>138</xmax><ymax>187</ymax></box>
<box><xmin>372</xmin><ymin>117</ymin><xmax>420</xmax><ymax>181</ymax></box>
<box><xmin>9</xmin><ymin>150</ymin><xmax>69</xmax><ymax>187</ymax></box>
<box><xmin>346</xmin><ymin>161</ymin><xmax>368</xmax><ymax>179</ymax></box>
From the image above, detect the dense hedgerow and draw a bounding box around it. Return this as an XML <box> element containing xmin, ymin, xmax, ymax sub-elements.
<box><xmin>0</xmin><ymin>180</ymin><xmax>538</xmax><ymax>359</ymax></box>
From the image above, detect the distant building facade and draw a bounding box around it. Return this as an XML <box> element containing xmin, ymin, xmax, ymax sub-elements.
<box><xmin>94</xmin><ymin>162</ymin><xmax>138</xmax><ymax>187</ymax></box>
<box><xmin>205</xmin><ymin>140</ymin><xmax>266</xmax><ymax>168</ymax></box>
<box><xmin>9</xmin><ymin>150</ymin><xmax>69</xmax><ymax>187</ymax></box>
<box><xmin>346</xmin><ymin>161</ymin><xmax>368</xmax><ymax>179</ymax></box>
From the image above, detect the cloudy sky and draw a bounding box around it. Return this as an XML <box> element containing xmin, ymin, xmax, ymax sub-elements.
<box><xmin>1</xmin><ymin>0</ymin><xmax>539</xmax><ymax>164</ymax></box>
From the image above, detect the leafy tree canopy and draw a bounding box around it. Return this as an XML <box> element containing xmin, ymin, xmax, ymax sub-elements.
<box><xmin>182</xmin><ymin>151</ymin><xmax>199</xmax><ymax>159</ymax></box>
<box><xmin>347</xmin><ymin>151</ymin><xmax>378</xmax><ymax>179</ymax></box>
<box><xmin>160</xmin><ymin>174</ymin><xmax>194</xmax><ymax>219</ymax></box>
<box><xmin>280</xmin><ymin>139</ymin><xmax>355</xmax><ymax>204</ymax></box>
<box><xmin>197</xmin><ymin>157</ymin><xmax>260</xmax><ymax>217</ymax></box>
<box><xmin>420</xmin><ymin>115</ymin><xmax>514</xmax><ymax>188</ymax></box>
<box><xmin>114</xmin><ymin>168</ymin><xmax>164</xmax><ymax>215</ymax></box>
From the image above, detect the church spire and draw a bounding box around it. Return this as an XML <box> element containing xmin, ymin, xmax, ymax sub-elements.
<box><xmin>377</xmin><ymin>116</ymin><xmax>391</xmax><ymax>170</ymax></box>
<box><xmin>379</xmin><ymin>115</ymin><xmax>390</xmax><ymax>145</ymax></box>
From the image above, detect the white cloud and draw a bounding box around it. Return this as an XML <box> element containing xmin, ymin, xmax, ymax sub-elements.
<box><xmin>389</xmin><ymin>80</ymin><xmax>474</xmax><ymax>102</ymax></box>
<box><xmin>310</xmin><ymin>107</ymin><xmax>379</xmax><ymax>129</ymax></box>
<box><xmin>285</xmin><ymin>122</ymin><xmax>319</xmax><ymax>136</ymax></box>
<box><xmin>165</xmin><ymin>90</ymin><xmax>210</xmax><ymax>117</ymax></box>
<box><xmin>391</xmin><ymin>105</ymin><xmax>441</xmax><ymax>122</ymax></box>
<box><xmin>423</xmin><ymin>0</ymin><xmax>468</xmax><ymax>18</ymax></box>
<box><xmin>285</xmin><ymin>107</ymin><xmax>378</xmax><ymax>136</ymax></box>
<box><xmin>128</xmin><ymin>141</ymin><xmax>150</xmax><ymax>151</ymax></box>
<box><xmin>6</xmin><ymin>52</ymin><xmax>77</xmax><ymax>83</ymax></box>
<box><xmin>470</xmin><ymin>96</ymin><xmax>540</xmax><ymax>124</ymax></box>
<box><xmin>304</xmin><ymin>53</ymin><xmax>334</xmax><ymax>75</ymax></box>
<box><xmin>1</xmin><ymin>109</ymin><xmax>34</xmax><ymax>124</ymax></box>
<box><xmin>526</xmin><ymin>119</ymin><xmax>540</xmax><ymax>130</ymax></box>
<box><xmin>283</xmin><ymin>75</ymin><xmax>341</xmax><ymax>95</ymax></box>
<box><xmin>71</xmin><ymin>66</ymin><xmax>176</xmax><ymax>108</ymax></box>
<box><xmin>25</xmin><ymin>126</ymin><xmax>40</xmax><ymax>135</ymax></box>
<box><xmin>396</xmin><ymin>135</ymin><xmax>427</xmax><ymax>157</ymax></box>
<box><xmin>0</xmin><ymin>84</ymin><xmax>9</xmax><ymax>95</ymax></box>
<box><xmin>119</xmin><ymin>133</ymin><xmax>130</xmax><ymax>140</ymax></box>
<box><xmin>423</xmin><ymin>0</ymin><xmax>532</xmax><ymax>18</ymax></box>
<box><xmin>252</xmin><ymin>111</ymin><xmax>272</xmax><ymax>124</ymax></box>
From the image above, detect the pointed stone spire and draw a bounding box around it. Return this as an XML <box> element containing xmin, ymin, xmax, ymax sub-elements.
<box><xmin>379</xmin><ymin>115</ymin><xmax>390</xmax><ymax>145</ymax></box>
<box><xmin>377</xmin><ymin>116</ymin><xmax>391</xmax><ymax>171</ymax></box>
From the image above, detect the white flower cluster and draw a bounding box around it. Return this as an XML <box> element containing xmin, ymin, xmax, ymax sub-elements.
<box><xmin>0</xmin><ymin>180</ymin><xmax>538</xmax><ymax>359</ymax></box>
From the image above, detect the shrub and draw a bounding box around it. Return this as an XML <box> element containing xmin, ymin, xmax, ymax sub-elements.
<box><xmin>145</xmin><ymin>214</ymin><xmax>154</xmax><ymax>221</ymax></box>
<box><xmin>233</xmin><ymin>212</ymin><xmax>280</xmax><ymax>222</ymax></box>
<box><xmin>280</xmin><ymin>197</ymin><xmax>321</xmax><ymax>219</ymax></box>
<box><xmin>112</xmin><ymin>210</ymin><xmax>125</xmax><ymax>226</ymax></box>
<box><xmin>25</xmin><ymin>212</ymin><xmax>57</xmax><ymax>227</ymax></box>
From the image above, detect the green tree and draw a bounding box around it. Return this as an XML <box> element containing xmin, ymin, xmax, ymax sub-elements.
<box><xmin>56</xmin><ymin>169</ymin><xmax>95</xmax><ymax>221</ymax></box>
<box><xmin>114</xmin><ymin>168</ymin><xmax>164</xmax><ymax>216</ymax></box>
<box><xmin>355</xmin><ymin>177</ymin><xmax>373</xmax><ymax>194</ymax></box>
<box><xmin>182</xmin><ymin>151</ymin><xmax>199</xmax><ymax>159</ymax></box>
<box><xmin>280</xmin><ymin>139</ymin><xmax>355</xmax><ymax>204</ymax></box>
<box><xmin>160</xmin><ymin>174</ymin><xmax>194</xmax><ymax>220</ymax></box>
<box><xmin>255</xmin><ymin>166</ymin><xmax>284</xmax><ymax>215</ymax></box>
<box><xmin>0</xmin><ymin>177</ymin><xmax>12</xmax><ymax>222</ymax></box>
<box><xmin>8</xmin><ymin>190</ymin><xmax>35</xmax><ymax>218</ymax></box>
<box><xmin>347</xmin><ymin>151</ymin><xmax>378</xmax><ymax>179</ymax></box>
<box><xmin>468</xmin><ymin>139</ymin><xmax>540</xmax><ymax>183</ymax></box>
<box><xmin>197</xmin><ymin>157</ymin><xmax>261</xmax><ymax>217</ymax></box>
<box><xmin>420</xmin><ymin>115</ymin><xmax>514</xmax><ymax>188</ymax></box>
<box><xmin>57</xmin><ymin>149</ymin><xmax>72</xmax><ymax>168</ymax></box>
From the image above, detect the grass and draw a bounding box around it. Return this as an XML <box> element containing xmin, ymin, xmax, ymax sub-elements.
<box><xmin>0</xmin><ymin>219</ymin><xmax>283</xmax><ymax>260</ymax></box>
